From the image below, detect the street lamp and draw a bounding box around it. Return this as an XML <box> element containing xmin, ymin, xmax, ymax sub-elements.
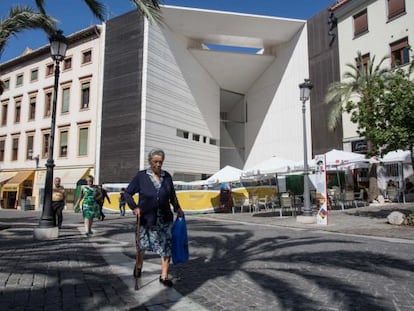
<box><xmin>299</xmin><ymin>78</ymin><xmax>313</xmax><ymax>217</ymax></box>
<box><xmin>38</xmin><ymin>30</ymin><xmax>67</xmax><ymax>231</ymax></box>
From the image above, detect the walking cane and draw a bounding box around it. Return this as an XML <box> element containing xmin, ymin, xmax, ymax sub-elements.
<box><xmin>134</xmin><ymin>215</ymin><xmax>141</xmax><ymax>290</ymax></box>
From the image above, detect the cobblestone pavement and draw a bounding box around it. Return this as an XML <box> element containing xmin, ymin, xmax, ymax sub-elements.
<box><xmin>165</xmin><ymin>204</ymin><xmax>414</xmax><ymax>311</ymax></box>
<box><xmin>0</xmin><ymin>211</ymin><xmax>146</xmax><ymax>311</ymax></box>
<box><xmin>1</xmin><ymin>203</ymin><xmax>414</xmax><ymax>310</ymax></box>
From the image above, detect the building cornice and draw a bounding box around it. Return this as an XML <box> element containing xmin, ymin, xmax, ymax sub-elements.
<box><xmin>0</xmin><ymin>25</ymin><xmax>102</xmax><ymax>71</ymax></box>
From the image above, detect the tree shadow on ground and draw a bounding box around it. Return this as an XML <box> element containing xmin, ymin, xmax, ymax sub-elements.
<box><xmin>0</xmin><ymin>223</ymin><xmax>144</xmax><ymax>310</ymax></box>
<box><xmin>347</xmin><ymin>207</ymin><xmax>414</xmax><ymax>219</ymax></box>
<box><xmin>167</xmin><ymin>218</ymin><xmax>414</xmax><ymax>311</ymax></box>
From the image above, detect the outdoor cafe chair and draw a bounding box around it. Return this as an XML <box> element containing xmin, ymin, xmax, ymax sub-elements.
<box><xmin>355</xmin><ymin>189</ymin><xmax>368</xmax><ymax>207</ymax></box>
<box><xmin>269</xmin><ymin>195</ymin><xmax>283</xmax><ymax>217</ymax></box>
<box><xmin>280</xmin><ymin>192</ymin><xmax>296</xmax><ymax>216</ymax></box>
<box><xmin>250</xmin><ymin>196</ymin><xmax>259</xmax><ymax>213</ymax></box>
<box><xmin>232</xmin><ymin>197</ymin><xmax>242</xmax><ymax>214</ymax></box>
<box><xmin>386</xmin><ymin>186</ymin><xmax>400</xmax><ymax>203</ymax></box>
<box><xmin>328</xmin><ymin>188</ymin><xmax>344</xmax><ymax>211</ymax></box>
<box><xmin>258</xmin><ymin>196</ymin><xmax>270</xmax><ymax>211</ymax></box>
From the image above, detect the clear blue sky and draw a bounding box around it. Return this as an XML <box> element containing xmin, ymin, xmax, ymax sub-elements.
<box><xmin>1</xmin><ymin>0</ymin><xmax>335</xmax><ymax>62</ymax></box>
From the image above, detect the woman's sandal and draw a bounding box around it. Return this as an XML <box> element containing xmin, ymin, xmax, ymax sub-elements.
<box><xmin>159</xmin><ymin>276</ymin><xmax>173</xmax><ymax>287</ymax></box>
<box><xmin>133</xmin><ymin>264</ymin><xmax>142</xmax><ymax>278</ymax></box>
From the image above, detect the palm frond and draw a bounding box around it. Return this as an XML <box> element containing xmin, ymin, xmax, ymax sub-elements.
<box><xmin>327</xmin><ymin>97</ymin><xmax>343</xmax><ymax>130</ymax></box>
<box><xmin>34</xmin><ymin>0</ymin><xmax>46</xmax><ymax>15</ymax></box>
<box><xmin>84</xmin><ymin>0</ymin><xmax>106</xmax><ymax>21</ymax></box>
<box><xmin>0</xmin><ymin>5</ymin><xmax>56</xmax><ymax>58</ymax></box>
<box><xmin>130</xmin><ymin>0</ymin><xmax>163</xmax><ymax>25</ymax></box>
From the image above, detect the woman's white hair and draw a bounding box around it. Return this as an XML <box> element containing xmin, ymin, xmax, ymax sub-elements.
<box><xmin>147</xmin><ymin>148</ymin><xmax>165</xmax><ymax>162</ymax></box>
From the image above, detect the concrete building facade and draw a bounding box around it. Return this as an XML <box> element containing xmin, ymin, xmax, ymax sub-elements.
<box><xmin>99</xmin><ymin>6</ymin><xmax>312</xmax><ymax>183</ymax></box>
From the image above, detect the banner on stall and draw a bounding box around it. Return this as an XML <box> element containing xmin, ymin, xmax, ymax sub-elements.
<box><xmin>314</xmin><ymin>154</ymin><xmax>328</xmax><ymax>225</ymax></box>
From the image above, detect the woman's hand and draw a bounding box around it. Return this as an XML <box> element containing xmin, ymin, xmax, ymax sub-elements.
<box><xmin>133</xmin><ymin>208</ymin><xmax>141</xmax><ymax>217</ymax></box>
<box><xmin>177</xmin><ymin>208</ymin><xmax>184</xmax><ymax>218</ymax></box>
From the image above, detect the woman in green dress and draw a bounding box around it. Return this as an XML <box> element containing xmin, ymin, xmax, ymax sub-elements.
<box><xmin>74</xmin><ymin>175</ymin><xmax>102</xmax><ymax>236</ymax></box>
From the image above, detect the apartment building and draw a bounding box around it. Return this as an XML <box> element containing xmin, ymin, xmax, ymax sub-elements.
<box><xmin>331</xmin><ymin>0</ymin><xmax>412</xmax><ymax>152</ymax></box>
<box><xmin>0</xmin><ymin>26</ymin><xmax>103</xmax><ymax>210</ymax></box>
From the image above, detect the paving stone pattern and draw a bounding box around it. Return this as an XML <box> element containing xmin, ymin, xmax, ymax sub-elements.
<box><xmin>0</xmin><ymin>213</ymin><xmax>145</xmax><ymax>311</ymax></box>
<box><xmin>169</xmin><ymin>216</ymin><xmax>414</xmax><ymax>311</ymax></box>
<box><xmin>1</xmin><ymin>204</ymin><xmax>414</xmax><ymax>311</ymax></box>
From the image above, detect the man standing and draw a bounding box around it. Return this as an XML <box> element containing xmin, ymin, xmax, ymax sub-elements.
<box><xmin>52</xmin><ymin>177</ymin><xmax>66</xmax><ymax>228</ymax></box>
<box><xmin>97</xmin><ymin>184</ymin><xmax>111</xmax><ymax>220</ymax></box>
<box><xmin>118</xmin><ymin>187</ymin><xmax>126</xmax><ymax>216</ymax></box>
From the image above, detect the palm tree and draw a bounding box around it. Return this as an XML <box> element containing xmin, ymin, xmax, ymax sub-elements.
<box><xmin>325</xmin><ymin>52</ymin><xmax>389</xmax><ymax>202</ymax></box>
<box><xmin>34</xmin><ymin>0</ymin><xmax>162</xmax><ymax>24</ymax></box>
<box><xmin>0</xmin><ymin>5</ymin><xmax>56</xmax><ymax>95</ymax></box>
<box><xmin>0</xmin><ymin>6</ymin><xmax>56</xmax><ymax>59</ymax></box>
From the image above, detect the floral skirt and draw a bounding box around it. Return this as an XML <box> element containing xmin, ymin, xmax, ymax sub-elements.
<box><xmin>137</xmin><ymin>221</ymin><xmax>173</xmax><ymax>257</ymax></box>
<box><xmin>82</xmin><ymin>202</ymin><xmax>100</xmax><ymax>220</ymax></box>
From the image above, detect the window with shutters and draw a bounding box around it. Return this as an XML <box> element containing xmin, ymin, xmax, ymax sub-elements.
<box><xmin>29</xmin><ymin>96</ymin><xmax>36</xmax><ymax>120</ymax></box>
<box><xmin>42</xmin><ymin>131</ymin><xmax>50</xmax><ymax>159</ymax></box>
<box><xmin>63</xmin><ymin>57</ymin><xmax>72</xmax><ymax>70</ymax></box>
<box><xmin>12</xmin><ymin>136</ymin><xmax>19</xmax><ymax>161</ymax></box>
<box><xmin>1</xmin><ymin>100</ymin><xmax>8</xmax><ymax>126</ymax></box>
<box><xmin>3</xmin><ymin>79</ymin><xmax>9</xmax><ymax>91</ymax></box>
<box><xmin>44</xmin><ymin>89</ymin><xmax>52</xmax><ymax>117</ymax></box>
<box><xmin>14</xmin><ymin>98</ymin><xmax>21</xmax><ymax>123</ymax></box>
<box><xmin>356</xmin><ymin>53</ymin><xmax>370</xmax><ymax>73</ymax></box>
<box><xmin>390</xmin><ymin>37</ymin><xmax>409</xmax><ymax>68</ymax></box>
<box><xmin>61</xmin><ymin>87</ymin><xmax>70</xmax><ymax>113</ymax></box>
<box><xmin>82</xmin><ymin>50</ymin><xmax>92</xmax><ymax>64</ymax></box>
<box><xmin>78</xmin><ymin>126</ymin><xmax>89</xmax><ymax>156</ymax></box>
<box><xmin>26</xmin><ymin>134</ymin><xmax>34</xmax><ymax>160</ymax></box>
<box><xmin>353</xmin><ymin>9</ymin><xmax>368</xmax><ymax>37</ymax></box>
<box><xmin>0</xmin><ymin>138</ymin><xmax>5</xmax><ymax>161</ymax></box>
<box><xmin>30</xmin><ymin>68</ymin><xmax>38</xmax><ymax>82</ymax></box>
<box><xmin>16</xmin><ymin>73</ymin><xmax>23</xmax><ymax>87</ymax></box>
<box><xmin>46</xmin><ymin>63</ymin><xmax>54</xmax><ymax>76</ymax></box>
<box><xmin>387</xmin><ymin>0</ymin><xmax>405</xmax><ymax>20</ymax></box>
<box><xmin>80</xmin><ymin>81</ymin><xmax>90</xmax><ymax>109</ymax></box>
<box><xmin>59</xmin><ymin>130</ymin><xmax>68</xmax><ymax>157</ymax></box>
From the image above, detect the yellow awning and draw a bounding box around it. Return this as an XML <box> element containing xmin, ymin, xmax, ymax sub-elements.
<box><xmin>0</xmin><ymin>172</ymin><xmax>17</xmax><ymax>184</ymax></box>
<box><xmin>2</xmin><ymin>170</ymin><xmax>34</xmax><ymax>191</ymax></box>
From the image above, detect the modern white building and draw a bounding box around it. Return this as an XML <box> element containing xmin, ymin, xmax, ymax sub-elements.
<box><xmin>99</xmin><ymin>6</ymin><xmax>312</xmax><ymax>183</ymax></box>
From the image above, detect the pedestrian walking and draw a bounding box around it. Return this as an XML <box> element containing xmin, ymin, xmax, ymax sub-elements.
<box><xmin>124</xmin><ymin>148</ymin><xmax>184</xmax><ymax>287</ymax></box>
<box><xmin>52</xmin><ymin>177</ymin><xmax>66</xmax><ymax>228</ymax></box>
<box><xmin>97</xmin><ymin>184</ymin><xmax>111</xmax><ymax>221</ymax></box>
<box><xmin>119</xmin><ymin>187</ymin><xmax>126</xmax><ymax>216</ymax></box>
<box><xmin>74</xmin><ymin>175</ymin><xmax>101</xmax><ymax>237</ymax></box>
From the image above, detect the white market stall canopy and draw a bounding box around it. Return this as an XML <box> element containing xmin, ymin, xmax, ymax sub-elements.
<box><xmin>323</xmin><ymin>149</ymin><xmax>366</xmax><ymax>166</ymax></box>
<box><xmin>294</xmin><ymin>149</ymin><xmax>367</xmax><ymax>171</ymax></box>
<box><xmin>380</xmin><ymin>150</ymin><xmax>411</xmax><ymax>163</ymax></box>
<box><xmin>243</xmin><ymin>156</ymin><xmax>296</xmax><ymax>175</ymax></box>
<box><xmin>207</xmin><ymin>165</ymin><xmax>243</xmax><ymax>183</ymax></box>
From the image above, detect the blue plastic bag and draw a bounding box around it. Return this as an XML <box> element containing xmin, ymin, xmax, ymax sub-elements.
<box><xmin>172</xmin><ymin>216</ymin><xmax>189</xmax><ymax>265</ymax></box>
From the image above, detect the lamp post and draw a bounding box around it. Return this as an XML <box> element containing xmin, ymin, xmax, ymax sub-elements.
<box><xmin>299</xmin><ymin>78</ymin><xmax>313</xmax><ymax>217</ymax></box>
<box><xmin>38</xmin><ymin>30</ymin><xmax>67</xmax><ymax>230</ymax></box>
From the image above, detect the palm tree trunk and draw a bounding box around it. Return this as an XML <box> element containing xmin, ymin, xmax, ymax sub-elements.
<box><xmin>368</xmin><ymin>162</ymin><xmax>379</xmax><ymax>202</ymax></box>
<box><xmin>367</xmin><ymin>141</ymin><xmax>379</xmax><ymax>202</ymax></box>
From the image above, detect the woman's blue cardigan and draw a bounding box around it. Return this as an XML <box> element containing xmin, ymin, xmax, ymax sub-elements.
<box><xmin>124</xmin><ymin>169</ymin><xmax>180</xmax><ymax>226</ymax></box>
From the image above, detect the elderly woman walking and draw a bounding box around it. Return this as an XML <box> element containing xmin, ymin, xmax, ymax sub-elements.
<box><xmin>124</xmin><ymin>148</ymin><xmax>183</xmax><ymax>287</ymax></box>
